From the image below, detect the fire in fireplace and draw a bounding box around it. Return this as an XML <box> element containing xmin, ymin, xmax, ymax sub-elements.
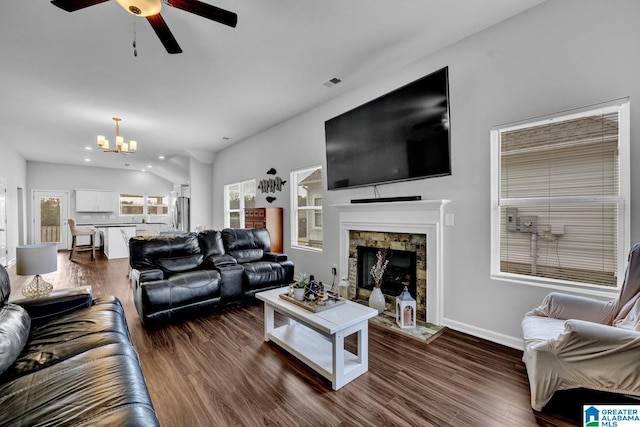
<box><xmin>356</xmin><ymin>246</ymin><xmax>417</xmax><ymax>298</ymax></box>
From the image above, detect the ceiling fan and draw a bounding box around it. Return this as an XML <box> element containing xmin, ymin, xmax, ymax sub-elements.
<box><xmin>50</xmin><ymin>0</ymin><xmax>237</xmax><ymax>54</ymax></box>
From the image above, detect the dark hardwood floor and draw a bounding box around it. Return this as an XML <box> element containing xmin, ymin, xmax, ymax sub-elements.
<box><xmin>8</xmin><ymin>251</ymin><xmax>622</xmax><ymax>426</ymax></box>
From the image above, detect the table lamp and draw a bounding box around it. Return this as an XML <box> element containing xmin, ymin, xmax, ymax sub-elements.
<box><xmin>16</xmin><ymin>243</ymin><xmax>58</xmax><ymax>297</ymax></box>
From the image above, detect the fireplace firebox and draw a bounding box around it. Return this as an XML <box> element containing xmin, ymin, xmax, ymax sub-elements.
<box><xmin>356</xmin><ymin>246</ymin><xmax>417</xmax><ymax>299</ymax></box>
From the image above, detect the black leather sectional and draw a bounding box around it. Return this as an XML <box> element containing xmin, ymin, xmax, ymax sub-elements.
<box><xmin>0</xmin><ymin>265</ymin><xmax>159</xmax><ymax>426</ymax></box>
<box><xmin>129</xmin><ymin>228</ymin><xmax>294</xmax><ymax>327</ymax></box>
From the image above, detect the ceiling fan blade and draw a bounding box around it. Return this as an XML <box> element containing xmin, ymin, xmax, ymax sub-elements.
<box><xmin>146</xmin><ymin>14</ymin><xmax>183</xmax><ymax>54</ymax></box>
<box><xmin>51</xmin><ymin>0</ymin><xmax>110</xmax><ymax>12</ymax></box>
<box><xmin>166</xmin><ymin>0</ymin><xmax>237</xmax><ymax>28</ymax></box>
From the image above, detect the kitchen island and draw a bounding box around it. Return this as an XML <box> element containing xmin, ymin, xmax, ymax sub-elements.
<box><xmin>94</xmin><ymin>225</ymin><xmax>136</xmax><ymax>259</ymax></box>
<box><xmin>77</xmin><ymin>222</ymin><xmax>174</xmax><ymax>259</ymax></box>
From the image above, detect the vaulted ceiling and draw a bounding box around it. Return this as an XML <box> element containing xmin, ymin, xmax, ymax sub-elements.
<box><xmin>1</xmin><ymin>0</ymin><xmax>545</xmax><ymax>183</ymax></box>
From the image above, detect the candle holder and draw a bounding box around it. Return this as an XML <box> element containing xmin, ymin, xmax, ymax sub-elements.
<box><xmin>395</xmin><ymin>286</ymin><xmax>416</xmax><ymax>329</ymax></box>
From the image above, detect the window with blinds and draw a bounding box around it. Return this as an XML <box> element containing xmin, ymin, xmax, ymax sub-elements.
<box><xmin>491</xmin><ymin>99</ymin><xmax>630</xmax><ymax>289</ymax></box>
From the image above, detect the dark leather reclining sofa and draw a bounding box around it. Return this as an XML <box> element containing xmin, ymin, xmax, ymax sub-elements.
<box><xmin>0</xmin><ymin>264</ymin><xmax>159</xmax><ymax>426</ymax></box>
<box><xmin>129</xmin><ymin>227</ymin><xmax>294</xmax><ymax>327</ymax></box>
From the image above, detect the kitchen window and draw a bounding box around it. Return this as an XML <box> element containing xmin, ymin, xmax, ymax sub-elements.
<box><xmin>120</xmin><ymin>194</ymin><xmax>144</xmax><ymax>215</ymax></box>
<box><xmin>147</xmin><ymin>195</ymin><xmax>169</xmax><ymax>215</ymax></box>
<box><xmin>119</xmin><ymin>194</ymin><xmax>170</xmax><ymax>217</ymax></box>
<box><xmin>490</xmin><ymin>98</ymin><xmax>630</xmax><ymax>291</ymax></box>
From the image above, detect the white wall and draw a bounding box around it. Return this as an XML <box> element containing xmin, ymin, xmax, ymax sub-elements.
<box><xmin>189</xmin><ymin>157</ymin><xmax>214</xmax><ymax>231</ymax></box>
<box><xmin>0</xmin><ymin>142</ymin><xmax>28</xmax><ymax>263</ymax></box>
<box><xmin>212</xmin><ymin>0</ymin><xmax>640</xmax><ymax>348</ymax></box>
<box><xmin>27</xmin><ymin>161</ymin><xmax>175</xmax><ymax>242</ymax></box>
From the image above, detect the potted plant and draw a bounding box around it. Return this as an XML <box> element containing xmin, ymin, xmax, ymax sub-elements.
<box><xmin>292</xmin><ymin>273</ymin><xmax>309</xmax><ymax>301</ymax></box>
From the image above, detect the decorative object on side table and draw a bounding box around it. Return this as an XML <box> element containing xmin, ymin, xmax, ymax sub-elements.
<box><xmin>282</xmin><ymin>272</ymin><xmax>345</xmax><ymax>312</ymax></box>
<box><xmin>337</xmin><ymin>277</ymin><xmax>350</xmax><ymax>299</ymax></box>
<box><xmin>16</xmin><ymin>243</ymin><xmax>58</xmax><ymax>297</ymax></box>
<box><xmin>303</xmin><ymin>274</ymin><xmax>322</xmax><ymax>302</ymax></box>
<box><xmin>291</xmin><ymin>272</ymin><xmax>309</xmax><ymax>301</ymax></box>
<box><xmin>395</xmin><ymin>286</ymin><xmax>416</xmax><ymax>328</ymax></box>
<box><xmin>368</xmin><ymin>249</ymin><xmax>388</xmax><ymax>313</ymax></box>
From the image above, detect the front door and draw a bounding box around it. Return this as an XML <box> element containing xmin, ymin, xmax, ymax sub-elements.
<box><xmin>33</xmin><ymin>191</ymin><xmax>69</xmax><ymax>250</ymax></box>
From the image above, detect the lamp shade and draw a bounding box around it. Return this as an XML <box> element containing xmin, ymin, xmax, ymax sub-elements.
<box><xmin>16</xmin><ymin>244</ymin><xmax>57</xmax><ymax>276</ymax></box>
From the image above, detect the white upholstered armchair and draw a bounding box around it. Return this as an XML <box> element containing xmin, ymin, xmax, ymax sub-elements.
<box><xmin>521</xmin><ymin>242</ymin><xmax>640</xmax><ymax>411</ymax></box>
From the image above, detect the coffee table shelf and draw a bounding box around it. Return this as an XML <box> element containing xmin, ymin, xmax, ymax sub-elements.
<box><xmin>256</xmin><ymin>287</ymin><xmax>378</xmax><ymax>390</ymax></box>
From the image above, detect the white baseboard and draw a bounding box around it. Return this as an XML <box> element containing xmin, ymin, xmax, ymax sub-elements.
<box><xmin>441</xmin><ymin>317</ymin><xmax>524</xmax><ymax>351</ymax></box>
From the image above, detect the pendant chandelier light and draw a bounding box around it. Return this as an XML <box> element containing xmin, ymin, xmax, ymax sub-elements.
<box><xmin>97</xmin><ymin>117</ymin><xmax>137</xmax><ymax>154</ymax></box>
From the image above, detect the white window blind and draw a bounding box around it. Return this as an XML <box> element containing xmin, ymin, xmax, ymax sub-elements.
<box><xmin>492</xmin><ymin>99</ymin><xmax>629</xmax><ymax>289</ymax></box>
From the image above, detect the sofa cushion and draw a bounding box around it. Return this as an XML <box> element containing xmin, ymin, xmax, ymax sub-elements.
<box><xmin>1</xmin><ymin>298</ymin><xmax>130</xmax><ymax>383</ymax></box>
<box><xmin>243</xmin><ymin>261</ymin><xmax>285</xmax><ymax>289</ymax></box>
<box><xmin>0</xmin><ymin>304</ymin><xmax>30</xmax><ymax>376</ymax></box>
<box><xmin>222</xmin><ymin>228</ymin><xmax>273</xmax><ymax>263</ymax></box>
<box><xmin>198</xmin><ymin>230</ymin><xmax>225</xmax><ymax>258</ymax></box>
<box><xmin>0</xmin><ymin>343</ymin><xmax>159</xmax><ymax>427</ymax></box>
<box><xmin>231</xmin><ymin>248</ymin><xmax>264</xmax><ymax>263</ymax></box>
<box><xmin>157</xmin><ymin>254</ymin><xmax>204</xmax><ymax>273</ymax></box>
<box><xmin>140</xmin><ymin>270</ymin><xmax>222</xmax><ymax>313</ymax></box>
<box><xmin>129</xmin><ymin>234</ymin><xmax>201</xmax><ymax>271</ymax></box>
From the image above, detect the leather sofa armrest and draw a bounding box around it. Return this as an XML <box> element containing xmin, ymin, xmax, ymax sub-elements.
<box><xmin>209</xmin><ymin>254</ymin><xmax>238</xmax><ymax>268</ymax></box>
<box><xmin>12</xmin><ymin>287</ymin><xmax>93</xmax><ymax>324</ymax></box>
<box><xmin>264</xmin><ymin>252</ymin><xmax>287</xmax><ymax>262</ymax></box>
<box><xmin>131</xmin><ymin>268</ymin><xmax>164</xmax><ymax>286</ymax></box>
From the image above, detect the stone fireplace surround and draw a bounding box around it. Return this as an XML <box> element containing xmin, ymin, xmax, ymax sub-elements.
<box><xmin>350</xmin><ymin>231</ymin><xmax>426</xmax><ymax>321</ymax></box>
<box><xmin>334</xmin><ymin>200</ymin><xmax>450</xmax><ymax>325</ymax></box>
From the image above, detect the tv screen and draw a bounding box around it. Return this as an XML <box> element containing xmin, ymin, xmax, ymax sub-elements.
<box><xmin>325</xmin><ymin>66</ymin><xmax>450</xmax><ymax>190</ymax></box>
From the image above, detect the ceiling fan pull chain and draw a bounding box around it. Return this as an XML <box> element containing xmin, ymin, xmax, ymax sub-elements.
<box><xmin>133</xmin><ymin>19</ymin><xmax>138</xmax><ymax>57</ymax></box>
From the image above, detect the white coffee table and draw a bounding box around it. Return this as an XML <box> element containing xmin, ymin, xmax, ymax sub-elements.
<box><xmin>256</xmin><ymin>287</ymin><xmax>378</xmax><ymax>390</ymax></box>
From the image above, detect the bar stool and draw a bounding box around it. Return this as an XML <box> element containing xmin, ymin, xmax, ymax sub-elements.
<box><xmin>68</xmin><ymin>218</ymin><xmax>95</xmax><ymax>261</ymax></box>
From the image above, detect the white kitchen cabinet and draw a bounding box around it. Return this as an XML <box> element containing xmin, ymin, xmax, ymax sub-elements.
<box><xmin>75</xmin><ymin>189</ymin><xmax>117</xmax><ymax>212</ymax></box>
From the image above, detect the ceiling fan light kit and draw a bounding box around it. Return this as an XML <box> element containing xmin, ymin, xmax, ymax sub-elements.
<box><xmin>51</xmin><ymin>0</ymin><xmax>237</xmax><ymax>54</ymax></box>
<box><xmin>115</xmin><ymin>0</ymin><xmax>161</xmax><ymax>16</ymax></box>
<box><xmin>98</xmin><ymin>117</ymin><xmax>137</xmax><ymax>154</ymax></box>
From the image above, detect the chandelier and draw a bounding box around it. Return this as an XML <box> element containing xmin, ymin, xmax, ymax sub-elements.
<box><xmin>97</xmin><ymin>117</ymin><xmax>137</xmax><ymax>154</ymax></box>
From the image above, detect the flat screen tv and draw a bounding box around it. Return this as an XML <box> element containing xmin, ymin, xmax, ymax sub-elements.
<box><xmin>325</xmin><ymin>66</ymin><xmax>450</xmax><ymax>190</ymax></box>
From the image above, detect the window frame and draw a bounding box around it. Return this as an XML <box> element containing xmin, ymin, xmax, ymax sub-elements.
<box><xmin>490</xmin><ymin>98</ymin><xmax>630</xmax><ymax>296</ymax></box>
<box><xmin>146</xmin><ymin>195</ymin><xmax>169</xmax><ymax>216</ymax></box>
<box><xmin>119</xmin><ymin>194</ymin><xmax>170</xmax><ymax>217</ymax></box>
<box><xmin>223</xmin><ymin>179</ymin><xmax>256</xmax><ymax>228</ymax></box>
<box><xmin>290</xmin><ymin>165</ymin><xmax>323</xmax><ymax>252</ymax></box>
<box><xmin>119</xmin><ymin>193</ymin><xmax>144</xmax><ymax>216</ymax></box>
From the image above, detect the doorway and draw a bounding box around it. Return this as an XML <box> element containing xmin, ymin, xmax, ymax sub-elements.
<box><xmin>33</xmin><ymin>191</ymin><xmax>69</xmax><ymax>250</ymax></box>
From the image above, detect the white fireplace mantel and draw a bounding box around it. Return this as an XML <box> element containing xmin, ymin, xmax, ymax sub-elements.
<box><xmin>333</xmin><ymin>200</ymin><xmax>450</xmax><ymax>325</ymax></box>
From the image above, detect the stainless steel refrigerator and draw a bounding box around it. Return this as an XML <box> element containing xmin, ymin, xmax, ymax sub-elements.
<box><xmin>173</xmin><ymin>196</ymin><xmax>190</xmax><ymax>232</ymax></box>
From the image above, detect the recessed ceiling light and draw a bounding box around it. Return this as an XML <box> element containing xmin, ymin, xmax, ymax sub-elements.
<box><xmin>141</xmin><ymin>169</ymin><xmax>146</xmax><ymax>172</ymax></box>
<box><xmin>84</xmin><ymin>158</ymin><xmax>91</xmax><ymax>162</ymax></box>
<box><xmin>147</xmin><ymin>165</ymin><xmax>153</xmax><ymax>168</ymax></box>
<box><xmin>84</xmin><ymin>146</ymin><xmax>93</xmax><ymax>150</ymax></box>
<box><xmin>158</xmin><ymin>155</ymin><xmax>165</xmax><ymax>160</ymax></box>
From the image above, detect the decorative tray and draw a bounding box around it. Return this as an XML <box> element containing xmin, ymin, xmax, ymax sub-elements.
<box><xmin>279</xmin><ymin>292</ymin><xmax>346</xmax><ymax>312</ymax></box>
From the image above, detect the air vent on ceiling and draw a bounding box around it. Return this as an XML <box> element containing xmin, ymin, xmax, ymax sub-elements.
<box><xmin>323</xmin><ymin>77</ymin><xmax>342</xmax><ymax>88</ymax></box>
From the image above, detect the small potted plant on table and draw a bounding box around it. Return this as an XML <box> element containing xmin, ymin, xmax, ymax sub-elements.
<box><xmin>291</xmin><ymin>273</ymin><xmax>309</xmax><ymax>301</ymax></box>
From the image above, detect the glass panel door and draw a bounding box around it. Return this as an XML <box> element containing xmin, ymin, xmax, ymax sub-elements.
<box><xmin>34</xmin><ymin>191</ymin><xmax>68</xmax><ymax>250</ymax></box>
